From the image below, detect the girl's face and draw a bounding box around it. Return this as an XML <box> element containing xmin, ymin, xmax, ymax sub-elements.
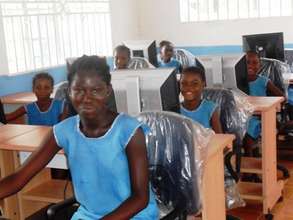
<box><xmin>246</xmin><ymin>53</ymin><xmax>261</xmax><ymax>80</ymax></box>
<box><xmin>160</xmin><ymin>45</ymin><xmax>174</xmax><ymax>63</ymax></box>
<box><xmin>33</xmin><ymin>78</ymin><xmax>53</xmax><ymax>101</ymax></box>
<box><xmin>180</xmin><ymin>72</ymin><xmax>205</xmax><ymax>102</ymax></box>
<box><xmin>114</xmin><ymin>50</ymin><xmax>130</xmax><ymax>69</ymax></box>
<box><xmin>69</xmin><ymin>71</ymin><xmax>112</xmax><ymax>119</ymax></box>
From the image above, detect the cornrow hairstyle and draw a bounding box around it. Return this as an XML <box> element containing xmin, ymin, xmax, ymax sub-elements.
<box><xmin>181</xmin><ymin>66</ymin><xmax>206</xmax><ymax>82</ymax></box>
<box><xmin>32</xmin><ymin>72</ymin><xmax>54</xmax><ymax>87</ymax></box>
<box><xmin>68</xmin><ymin>55</ymin><xmax>111</xmax><ymax>86</ymax></box>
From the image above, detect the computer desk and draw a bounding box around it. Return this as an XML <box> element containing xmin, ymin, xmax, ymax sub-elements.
<box><xmin>238</xmin><ymin>96</ymin><xmax>285</xmax><ymax>217</ymax></box>
<box><xmin>0</xmin><ymin>124</ymin><xmax>234</xmax><ymax>220</ymax></box>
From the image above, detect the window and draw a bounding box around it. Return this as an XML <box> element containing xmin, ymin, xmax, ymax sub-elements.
<box><xmin>180</xmin><ymin>0</ymin><xmax>293</xmax><ymax>22</ymax></box>
<box><xmin>0</xmin><ymin>0</ymin><xmax>112</xmax><ymax>74</ymax></box>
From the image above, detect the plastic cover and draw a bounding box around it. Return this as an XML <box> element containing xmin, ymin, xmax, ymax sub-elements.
<box><xmin>128</xmin><ymin>57</ymin><xmax>155</xmax><ymax>69</ymax></box>
<box><xmin>137</xmin><ymin>111</ymin><xmax>214</xmax><ymax>216</ymax></box>
<box><xmin>259</xmin><ymin>58</ymin><xmax>290</xmax><ymax>95</ymax></box>
<box><xmin>203</xmin><ymin>88</ymin><xmax>253</xmax><ymax>210</ymax></box>
<box><xmin>174</xmin><ymin>48</ymin><xmax>196</xmax><ymax>68</ymax></box>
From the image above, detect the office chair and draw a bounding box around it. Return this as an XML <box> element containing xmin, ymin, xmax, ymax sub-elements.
<box><xmin>173</xmin><ymin>48</ymin><xmax>196</xmax><ymax>68</ymax></box>
<box><xmin>128</xmin><ymin>57</ymin><xmax>155</xmax><ymax>69</ymax></box>
<box><xmin>47</xmin><ymin>111</ymin><xmax>215</xmax><ymax>219</ymax></box>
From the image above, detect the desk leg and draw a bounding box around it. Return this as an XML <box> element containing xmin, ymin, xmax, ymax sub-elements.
<box><xmin>0</xmin><ymin>150</ymin><xmax>20</xmax><ymax>220</ymax></box>
<box><xmin>262</xmin><ymin>108</ymin><xmax>283</xmax><ymax>214</ymax></box>
<box><xmin>202</xmin><ymin>150</ymin><xmax>225</xmax><ymax>220</ymax></box>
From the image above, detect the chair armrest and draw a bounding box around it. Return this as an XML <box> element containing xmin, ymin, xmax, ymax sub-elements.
<box><xmin>47</xmin><ymin>197</ymin><xmax>77</xmax><ymax>220</ymax></box>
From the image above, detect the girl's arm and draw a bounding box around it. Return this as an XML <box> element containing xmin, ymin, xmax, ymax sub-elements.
<box><xmin>211</xmin><ymin>110</ymin><xmax>223</xmax><ymax>134</ymax></box>
<box><xmin>102</xmin><ymin>128</ymin><xmax>149</xmax><ymax>220</ymax></box>
<box><xmin>0</xmin><ymin>130</ymin><xmax>61</xmax><ymax>199</ymax></box>
<box><xmin>267</xmin><ymin>81</ymin><xmax>284</xmax><ymax>97</ymax></box>
<box><xmin>5</xmin><ymin>106</ymin><xmax>26</xmax><ymax>122</ymax></box>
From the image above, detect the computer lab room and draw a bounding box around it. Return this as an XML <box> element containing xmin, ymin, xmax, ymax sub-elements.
<box><xmin>1</xmin><ymin>0</ymin><xmax>293</xmax><ymax>220</ymax></box>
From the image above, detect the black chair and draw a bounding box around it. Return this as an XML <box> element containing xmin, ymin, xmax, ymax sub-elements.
<box><xmin>203</xmin><ymin>88</ymin><xmax>250</xmax><ymax>178</ymax></box>
<box><xmin>0</xmin><ymin>99</ymin><xmax>6</xmax><ymax>124</ymax></box>
<box><xmin>48</xmin><ymin>111</ymin><xmax>215</xmax><ymax>219</ymax></box>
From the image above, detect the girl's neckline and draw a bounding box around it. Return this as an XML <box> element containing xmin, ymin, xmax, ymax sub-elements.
<box><xmin>34</xmin><ymin>99</ymin><xmax>53</xmax><ymax>113</ymax></box>
<box><xmin>76</xmin><ymin>112</ymin><xmax>123</xmax><ymax>139</ymax></box>
<box><xmin>181</xmin><ymin>99</ymin><xmax>203</xmax><ymax>112</ymax></box>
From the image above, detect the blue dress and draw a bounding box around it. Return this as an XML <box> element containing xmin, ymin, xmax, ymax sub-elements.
<box><xmin>53</xmin><ymin>113</ymin><xmax>158</xmax><ymax>220</ymax></box>
<box><xmin>180</xmin><ymin>99</ymin><xmax>217</xmax><ymax>129</ymax></box>
<box><xmin>25</xmin><ymin>99</ymin><xmax>64</xmax><ymax>126</ymax></box>
<box><xmin>247</xmin><ymin>75</ymin><xmax>269</xmax><ymax>139</ymax></box>
<box><xmin>158</xmin><ymin>58</ymin><xmax>181</xmax><ymax>71</ymax></box>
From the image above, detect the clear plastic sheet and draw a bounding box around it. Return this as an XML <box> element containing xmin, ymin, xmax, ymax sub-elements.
<box><xmin>128</xmin><ymin>57</ymin><xmax>155</xmax><ymax>69</ymax></box>
<box><xmin>54</xmin><ymin>81</ymin><xmax>69</xmax><ymax>101</ymax></box>
<box><xmin>137</xmin><ymin>111</ymin><xmax>214</xmax><ymax>216</ymax></box>
<box><xmin>224</xmin><ymin>165</ymin><xmax>245</xmax><ymax>209</ymax></box>
<box><xmin>174</xmin><ymin>48</ymin><xmax>196</xmax><ymax>68</ymax></box>
<box><xmin>203</xmin><ymin>88</ymin><xmax>254</xmax><ymax>210</ymax></box>
<box><xmin>259</xmin><ymin>58</ymin><xmax>290</xmax><ymax>95</ymax></box>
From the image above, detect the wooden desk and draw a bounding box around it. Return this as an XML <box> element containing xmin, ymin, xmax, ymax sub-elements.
<box><xmin>0</xmin><ymin>124</ymin><xmax>234</xmax><ymax>220</ymax></box>
<box><xmin>238</xmin><ymin>96</ymin><xmax>284</xmax><ymax>218</ymax></box>
<box><xmin>1</xmin><ymin>92</ymin><xmax>36</xmax><ymax>105</ymax></box>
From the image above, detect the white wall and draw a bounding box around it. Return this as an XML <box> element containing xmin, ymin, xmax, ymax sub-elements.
<box><xmin>110</xmin><ymin>0</ymin><xmax>140</xmax><ymax>47</ymax></box>
<box><xmin>138</xmin><ymin>0</ymin><xmax>293</xmax><ymax>46</ymax></box>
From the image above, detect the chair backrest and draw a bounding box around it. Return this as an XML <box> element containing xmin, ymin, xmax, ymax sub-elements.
<box><xmin>128</xmin><ymin>57</ymin><xmax>155</xmax><ymax>69</ymax></box>
<box><xmin>259</xmin><ymin>57</ymin><xmax>290</xmax><ymax>94</ymax></box>
<box><xmin>137</xmin><ymin>111</ymin><xmax>212</xmax><ymax>215</ymax></box>
<box><xmin>0</xmin><ymin>99</ymin><xmax>6</xmax><ymax>124</ymax></box>
<box><xmin>173</xmin><ymin>48</ymin><xmax>196</xmax><ymax>68</ymax></box>
<box><xmin>203</xmin><ymin>88</ymin><xmax>252</xmax><ymax>171</ymax></box>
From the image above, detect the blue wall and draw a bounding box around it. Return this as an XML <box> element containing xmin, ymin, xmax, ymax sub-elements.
<box><xmin>1</xmin><ymin>44</ymin><xmax>293</xmax><ymax>97</ymax></box>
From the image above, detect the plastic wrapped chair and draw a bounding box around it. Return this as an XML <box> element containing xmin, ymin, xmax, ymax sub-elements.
<box><xmin>259</xmin><ymin>57</ymin><xmax>290</xmax><ymax>95</ymax></box>
<box><xmin>203</xmin><ymin>88</ymin><xmax>253</xmax><ymax>210</ymax></box>
<box><xmin>128</xmin><ymin>57</ymin><xmax>155</xmax><ymax>69</ymax></box>
<box><xmin>47</xmin><ymin>111</ymin><xmax>214</xmax><ymax>220</ymax></box>
<box><xmin>173</xmin><ymin>48</ymin><xmax>196</xmax><ymax>68</ymax></box>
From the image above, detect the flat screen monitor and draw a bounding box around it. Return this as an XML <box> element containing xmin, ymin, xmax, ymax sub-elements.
<box><xmin>110</xmin><ymin>68</ymin><xmax>180</xmax><ymax>116</ymax></box>
<box><xmin>222</xmin><ymin>54</ymin><xmax>249</xmax><ymax>94</ymax></box>
<box><xmin>196</xmin><ymin>56</ymin><xmax>223</xmax><ymax>87</ymax></box>
<box><xmin>123</xmin><ymin>40</ymin><xmax>158</xmax><ymax>67</ymax></box>
<box><xmin>242</xmin><ymin>32</ymin><xmax>285</xmax><ymax>62</ymax></box>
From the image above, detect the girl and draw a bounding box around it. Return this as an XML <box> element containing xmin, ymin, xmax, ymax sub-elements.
<box><xmin>180</xmin><ymin>66</ymin><xmax>222</xmax><ymax>133</ymax></box>
<box><xmin>0</xmin><ymin>55</ymin><xmax>158</xmax><ymax>219</ymax></box>
<box><xmin>244</xmin><ymin>51</ymin><xmax>284</xmax><ymax>157</ymax></box>
<box><xmin>5</xmin><ymin>72</ymin><xmax>66</xmax><ymax>126</ymax></box>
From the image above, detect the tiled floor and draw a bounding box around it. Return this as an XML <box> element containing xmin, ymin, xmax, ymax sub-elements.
<box><xmin>227</xmin><ymin>159</ymin><xmax>293</xmax><ymax>220</ymax></box>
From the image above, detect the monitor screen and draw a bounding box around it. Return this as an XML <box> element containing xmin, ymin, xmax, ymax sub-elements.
<box><xmin>110</xmin><ymin>68</ymin><xmax>180</xmax><ymax>116</ymax></box>
<box><xmin>242</xmin><ymin>32</ymin><xmax>285</xmax><ymax>62</ymax></box>
<box><xmin>222</xmin><ymin>54</ymin><xmax>249</xmax><ymax>94</ymax></box>
<box><xmin>123</xmin><ymin>40</ymin><xmax>158</xmax><ymax>67</ymax></box>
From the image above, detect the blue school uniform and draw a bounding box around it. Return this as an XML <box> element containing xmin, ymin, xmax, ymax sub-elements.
<box><xmin>158</xmin><ymin>58</ymin><xmax>181</xmax><ymax>71</ymax></box>
<box><xmin>53</xmin><ymin>113</ymin><xmax>158</xmax><ymax>220</ymax></box>
<box><xmin>25</xmin><ymin>99</ymin><xmax>64</xmax><ymax>126</ymax></box>
<box><xmin>247</xmin><ymin>75</ymin><xmax>269</xmax><ymax>139</ymax></box>
<box><xmin>180</xmin><ymin>99</ymin><xmax>217</xmax><ymax>129</ymax></box>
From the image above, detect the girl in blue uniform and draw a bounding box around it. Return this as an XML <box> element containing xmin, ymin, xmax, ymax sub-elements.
<box><xmin>5</xmin><ymin>72</ymin><xmax>66</xmax><ymax>126</ymax></box>
<box><xmin>180</xmin><ymin>66</ymin><xmax>222</xmax><ymax>133</ymax></box>
<box><xmin>244</xmin><ymin>51</ymin><xmax>284</xmax><ymax>157</ymax></box>
<box><xmin>158</xmin><ymin>41</ymin><xmax>182</xmax><ymax>72</ymax></box>
<box><xmin>0</xmin><ymin>55</ymin><xmax>158</xmax><ymax>220</ymax></box>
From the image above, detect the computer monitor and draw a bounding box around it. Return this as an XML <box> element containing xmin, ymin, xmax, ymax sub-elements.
<box><xmin>222</xmin><ymin>54</ymin><xmax>249</xmax><ymax>94</ymax></box>
<box><xmin>195</xmin><ymin>56</ymin><xmax>223</xmax><ymax>87</ymax></box>
<box><xmin>123</xmin><ymin>40</ymin><xmax>158</xmax><ymax>67</ymax></box>
<box><xmin>110</xmin><ymin>68</ymin><xmax>180</xmax><ymax>116</ymax></box>
<box><xmin>242</xmin><ymin>32</ymin><xmax>285</xmax><ymax>62</ymax></box>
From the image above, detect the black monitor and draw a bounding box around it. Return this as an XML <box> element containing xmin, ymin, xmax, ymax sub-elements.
<box><xmin>242</xmin><ymin>32</ymin><xmax>285</xmax><ymax>62</ymax></box>
<box><xmin>123</xmin><ymin>40</ymin><xmax>158</xmax><ymax>67</ymax></box>
<box><xmin>110</xmin><ymin>68</ymin><xmax>180</xmax><ymax>115</ymax></box>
